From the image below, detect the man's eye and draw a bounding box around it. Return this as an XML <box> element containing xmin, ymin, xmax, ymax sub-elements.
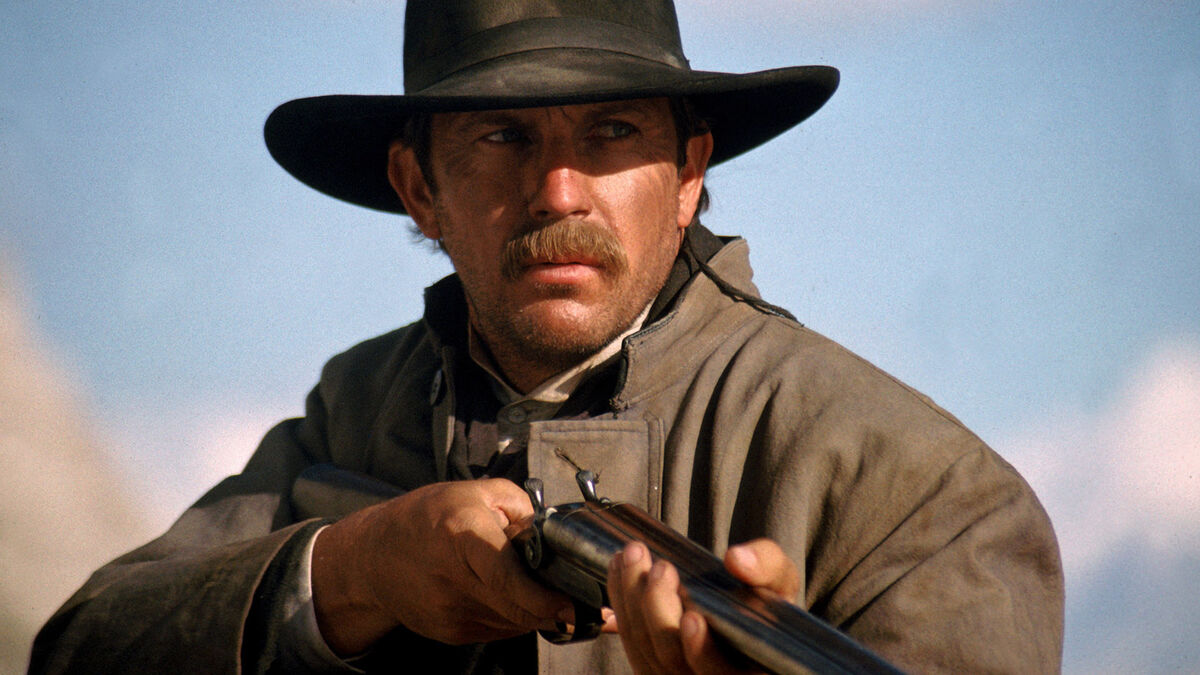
<box><xmin>484</xmin><ymin>128</ymin><xmax>526</xmax><ymax>143</ymax></box>
<box><xmin>594</xmin><ymin>121</ymin><xmax>636</xmax><ymax>139</ymax></box>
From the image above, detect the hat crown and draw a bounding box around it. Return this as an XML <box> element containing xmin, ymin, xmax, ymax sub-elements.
<box><xmin>403</xmin><ymin>0</ymin><xmax>688</xmax><ymax>93</ymax></box>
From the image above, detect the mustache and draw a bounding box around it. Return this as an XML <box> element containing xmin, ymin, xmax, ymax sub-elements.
<box><xmin>501</xmin><ymin>220</ymin><xmax>629</xmax><ymax>281</ymax></box>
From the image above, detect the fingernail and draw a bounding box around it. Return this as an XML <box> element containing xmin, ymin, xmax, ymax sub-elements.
<box><xmin>624</xmin><ymin>543</ymin><xmax>644</xmax><ymax>566</ymax></box>
<box><xmin>649</xmin><ymin>560</ymin><xmax>666</xmax><ymax>580</ymax></box>
<box><xmin>681</xmin><ymin>612</ymin><xmax>701</xmax><ymax>640</ymax></box>
<box><xmin>729</xmin><ymin>545</ymin><xmax>756</xmax><ymax>568</ymax></box>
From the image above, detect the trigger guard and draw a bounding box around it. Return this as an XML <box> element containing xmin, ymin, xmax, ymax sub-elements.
<box><xmin>537</xmin><ymin>598</ymin><xmax>603</xmax><ymax>644</ymax></box>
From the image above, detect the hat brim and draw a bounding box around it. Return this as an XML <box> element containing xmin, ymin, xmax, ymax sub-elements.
<box><xmin>264</xmin><ymin>53</ymin><xmax>838</xmax><ymax>214</ymax></box>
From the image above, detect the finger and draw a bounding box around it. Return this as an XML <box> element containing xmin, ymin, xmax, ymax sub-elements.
<box><xmin>600</xmin><ymin>607</ymin><xmax>619</xmax><ymax>633</ymax></box>
<box><xmin>640</xmin><ymin>559</ymin><xmax>690</xmax><ymax>672</ymax></box>
<box><xmin>467</xmin><ymin>534</ymin><xmax>572</xmax><ymax>627</ymax></box>
<box><xmin>443</xmin><ymin>607</ymin><xmax>538</xmax><ymax>644</ymax></box>
<box><xmin>461</xmin><ymin>597</ymin><xmax>571</xmax><ymax>639</ymax></box>
<box><xmin>502</xmin><ymin>513</ymin><xmax>537</xmax><ymax>540</ymax></box>
<box><xmin>476</xmin><ymin>478</ymin><xmax>536</xmax><ymax>529</ymax></box>
<box><xmin>724</xmin><ymin>539</ymin><xmax>801</xmax><ymax>601</ymax></box>
<box><xmin>680</xmin><ymin>610</ymin><xmax>750</xmax><ymax>675</ymax></box>
<box><xmin>609</xmin><ymin>543</ymin><xmax>656</xmax><ymax>673</ymax></box>
<box><xmin>448</xmin><ymin>506</ymin><xmax>571</xmax><ymax>630</ymax></box>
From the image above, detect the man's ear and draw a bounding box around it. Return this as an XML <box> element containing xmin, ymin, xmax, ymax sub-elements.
<box><xmin>677</xmin><ymin>131</ymin><xmax>714</xmax><ymax>230</ymax></box>
<box><xmin>387</xmin><ymin>140</ymin><xmax>440</xmax><ymax>240</ymax></box>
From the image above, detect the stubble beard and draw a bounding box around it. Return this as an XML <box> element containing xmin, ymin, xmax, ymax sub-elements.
<box><xmin>450</xmin><ymin>216</ymin><xmax>679</xmax><ymax>379</ymax></box>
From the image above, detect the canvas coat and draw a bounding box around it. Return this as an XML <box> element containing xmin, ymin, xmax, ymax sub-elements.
<box><xmin>31</xmin><ymin>237</ymin><xmax>1064</xmax><ymax>674</ymax></box>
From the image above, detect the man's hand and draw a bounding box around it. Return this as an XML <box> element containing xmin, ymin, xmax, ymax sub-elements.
<box><xmin>606</xmin><ymin>538</ymin><xmax>801</xmax><ymax>675</ymax></box>
<box><xmin>310</xmin><ymin>478</ymin><xmax>571</xmax><ymax>655</ymax></box>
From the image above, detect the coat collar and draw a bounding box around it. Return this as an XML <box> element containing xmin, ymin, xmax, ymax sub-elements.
<box><xmin>611</xmin><ymin>236</ymin><xmax>768</xmax><ymax>410</ymax></box>
<box><xmin>418</xmin><ymin>225</ymin><xmax>770</xmax><ymax>410</ymax></box>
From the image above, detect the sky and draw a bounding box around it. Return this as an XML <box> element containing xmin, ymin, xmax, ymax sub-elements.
<box><xmin>2</xmin><ymin>1</ymin><xmax>1198</xmax><ymax>672</ymax></box>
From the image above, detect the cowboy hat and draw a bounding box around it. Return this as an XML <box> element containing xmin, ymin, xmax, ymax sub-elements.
<box><xmin>264</xmin><ymin>0</ymin><xmax>838</xmax><ymax>214</ymax></box>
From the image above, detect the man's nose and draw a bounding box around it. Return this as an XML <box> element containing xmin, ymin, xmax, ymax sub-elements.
<box><xmin>527</xmin><ymin>146</ymin><xmax>592</xmax><ymax>221</ymax></box>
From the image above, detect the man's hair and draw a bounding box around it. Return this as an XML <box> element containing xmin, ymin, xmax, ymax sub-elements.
<box><xmin>668</xmin><ymin>96</ymin><xmax>712</xmax><ymax>219</ymax></box>
<box><xmin>397</xmin><ymin>96</ymin><xmax>712</xmax><ymax>231</ymax></box>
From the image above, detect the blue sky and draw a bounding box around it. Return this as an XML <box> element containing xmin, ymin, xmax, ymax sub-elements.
<box><xmin>3</xmin><ymin>1</ymin><xmax>1198</xmax><ymax>672</ymax></box>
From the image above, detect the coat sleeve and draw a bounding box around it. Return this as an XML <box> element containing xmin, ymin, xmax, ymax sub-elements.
<box><xmin>708</xmin><ymin>329</ymin><xmax>1065</xmax><ymax>674</ymax></box>
<box><xmin>28</xmin><ymin>383</ymin><xmax>334</xmax><ymax>674</ymax></box>
<box><xmin>824</xmin><ymin>445</ymin><xmax>1065</xmax><ymax>674</ymax></box>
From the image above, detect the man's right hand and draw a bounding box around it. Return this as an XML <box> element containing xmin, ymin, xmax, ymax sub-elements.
<box><xmin>310</xmin><ymin>478</ymin><xmax>571</xmax><ymax>656</ymax></box>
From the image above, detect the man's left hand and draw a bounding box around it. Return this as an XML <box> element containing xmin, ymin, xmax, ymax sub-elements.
<box><xmin>605</xmin><ymin>538</ymin><xmax>802</xmax><ymax>675</ymax></box>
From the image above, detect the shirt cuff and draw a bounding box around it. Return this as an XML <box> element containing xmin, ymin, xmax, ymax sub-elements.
<box><xmin>276</xmin><ymin>525</ymin><xmax>366</xmax><ymax>673</ymax></box>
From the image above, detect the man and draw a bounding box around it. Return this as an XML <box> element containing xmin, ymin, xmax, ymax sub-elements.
<box><xmin>31</xmin><ymin>1</ymin><xmax>1064</xmax><ymax>673</ymax></box>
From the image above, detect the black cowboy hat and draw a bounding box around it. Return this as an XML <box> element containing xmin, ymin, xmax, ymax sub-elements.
<box><xmin>264</xmin><ymin>0</ymin><xmax>838</xmax><ymax>214</ymax></box>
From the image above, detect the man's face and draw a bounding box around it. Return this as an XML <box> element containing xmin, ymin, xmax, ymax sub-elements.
<box><xmin>390</xmin><ymin>98</ymin><xmax>712</xmax><ymax>388</ymax></box>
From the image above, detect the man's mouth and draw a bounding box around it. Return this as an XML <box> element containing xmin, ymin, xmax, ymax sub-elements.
<box><xmin>523</xmin><ymin>255</ymin><xmax>603</xmax><ymax>269</ymax></box>
<box><xmin>501</xmin><ymin>220</ymin><xmax>629</xmax><ymax>281</ymax></box>
<box><xmin>519</xmin><ymin>257</ymin><xmax>606</xmax><ymax>285</ymax></box>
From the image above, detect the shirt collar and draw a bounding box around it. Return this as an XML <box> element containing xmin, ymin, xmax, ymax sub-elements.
<box><xmin>468</xmin><ymin>302</ymin><xmax>652</xmax><ymax>407</ymax></box>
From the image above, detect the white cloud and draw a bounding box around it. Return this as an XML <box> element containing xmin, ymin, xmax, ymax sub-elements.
<box><xmin>1000</xmin><ymin>336</ymin><xmax>1200</xmax><ymax>580</ymax></box>
<box><xmin>995</xmin><ymin>337</ymin><xmax>1200</xmax><ymax>672</ymax></box>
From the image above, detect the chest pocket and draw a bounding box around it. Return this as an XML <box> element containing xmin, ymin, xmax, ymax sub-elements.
<box><xmin>526</xmin><ymin>418</ymin><xmax>663</xmax><ymax>519</ymax></box>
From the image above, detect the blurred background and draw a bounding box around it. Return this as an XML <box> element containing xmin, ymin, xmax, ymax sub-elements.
<box><xmin>2</xmin><ymin>1</ymin><xmax>1197</xmax><ymax>672</ymax></box>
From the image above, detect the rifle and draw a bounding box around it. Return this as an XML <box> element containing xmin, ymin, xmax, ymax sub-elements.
<box><xmin>292</xmin><ymin>464</ymin><xmax>904</xmax><ymax>675</ymax></box>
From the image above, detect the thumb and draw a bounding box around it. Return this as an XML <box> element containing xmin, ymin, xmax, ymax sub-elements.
<box><xmin>477</xmin><ymin>478</ymin><xmax>537</xmax><ymax>534</ymax></box>
<box><xmin>725</xmin><ymin>539</ymin><xmax>801</xmax><ymax>601</ymax></box>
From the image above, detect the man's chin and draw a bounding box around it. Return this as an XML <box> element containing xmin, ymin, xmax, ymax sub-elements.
<box><xmin>506</xmin><ymin>308</ymin><xmax>633</xmax><ymax>365</ymax></box>
<box><xmin>518</xmin><ymin>323</ymin><xmax>615</xmax><ymax>359</ymax></box>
